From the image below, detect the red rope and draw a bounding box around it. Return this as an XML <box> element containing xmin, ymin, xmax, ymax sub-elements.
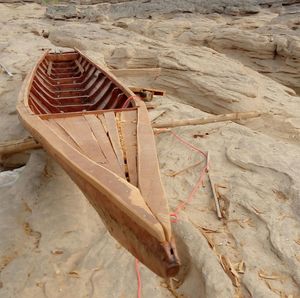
<box><xmin>135</xmin><ymin>258</ymin><xmax>142</xmax><ymax>298</ymax></box>
<box><xmin>170</xmin><ymin>131</ymin><xmax>207</xmax><ymax>157</ymax></box>
<box><xmin>169</xmin><ymin>131</ymin><xmax>209</xmax><ymax>223</ymax></box>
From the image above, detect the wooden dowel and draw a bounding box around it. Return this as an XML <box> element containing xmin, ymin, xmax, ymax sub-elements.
<box><xmin>152</xmin><ymin>111</ymin><xmax>262</xmax><ymax>128</ymax></box>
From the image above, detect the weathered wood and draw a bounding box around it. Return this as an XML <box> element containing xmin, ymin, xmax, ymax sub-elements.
<box><xmin>0</xmin><ymin>137</ymin><xmax>40</xmax><ymax>156</ymax></box>
<box><xmin>152</xmin><ymin>112</ymin><xmax>262</xmax><ymax>128</ymax></box>
<box><xmin>220</xmin><ymin>255</ymin><xmax>240</xmax><ymax>287</ymax></box>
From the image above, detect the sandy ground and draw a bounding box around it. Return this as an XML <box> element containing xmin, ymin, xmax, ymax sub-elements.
<box><xmin>0</xmin><ymin>2</ymin><xmax>300</xmax><ymax>297</ymax></box>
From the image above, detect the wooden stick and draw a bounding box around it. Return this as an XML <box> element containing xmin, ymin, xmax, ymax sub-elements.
<box><xmin>0</xmin><ymin>137</ymin><xmax>41</xmax><ymax>156</ymax></box>
<box><xmin>110</xmin><ymin>68</ymin><xmax>161</xmax><ymax>77</ymax></box>
<box><xmin>152</xmin><ymin>111</ymin><xmax>262</xmax><ymax>128</ymax></box>
<box><xmin>0</xmin><ymin>63</ymin><xmax>13</xmax><ymax>77</ymax></box>
<box><xmin>220</xmin><ymin>255</ymin><xmax>240</xmax><ymax>287</ymax></box>
<box><xmin>207</xmin><ymin>152</ymin><xmax>222</xmax><ymax>219</ymax></box>
<box><xmin>208</xmin><ymin>172</ymin><xmax>222</xmax><ymax>219</ymax></box>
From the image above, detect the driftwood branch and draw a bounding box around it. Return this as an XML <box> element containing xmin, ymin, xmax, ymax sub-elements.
<box><xmin>0</xmin><ymin>137</ymin><xmax>41</xmax><ymax>156</ymax></box>
<box><xmin>152</xmin><ymin>111</ymin><xmax>262</xmax><ymax>128</ymax></box>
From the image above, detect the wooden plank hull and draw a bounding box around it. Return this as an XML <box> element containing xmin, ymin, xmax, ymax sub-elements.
<box><xmin>17</xmin><ymin>49</ymin><xmax>180</xmax><ymax>277</ymax></box>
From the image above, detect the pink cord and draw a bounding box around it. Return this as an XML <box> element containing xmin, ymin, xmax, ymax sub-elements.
<box><xmin>170</xmin><ymin>131</ymin><xmax>207</xmax><ymax>157</ymax></box>
<box><xmin>169</xmin><ymin>131</ymin><xmax>208</xmax><ymax>222</ymax></box>
<box><xmin>135</xmin><ymin>258</ymin><xmax>142</xmax><ymax>298</ymax></box>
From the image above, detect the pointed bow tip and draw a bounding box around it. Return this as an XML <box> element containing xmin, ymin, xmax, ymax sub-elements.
<box><xmin>161</xmin><ymin>238</ymin><xmax>181</xmax><ymax>277</ymax></box>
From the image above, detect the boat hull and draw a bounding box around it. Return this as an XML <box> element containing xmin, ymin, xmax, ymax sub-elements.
<box><xmin>17</xmin><ymin>49</ymin><xmax>180</xmax><ymax>277</ymax></box>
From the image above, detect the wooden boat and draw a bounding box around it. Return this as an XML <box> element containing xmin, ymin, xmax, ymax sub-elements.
<box><xmin>17</xmin><ymin>49</ymin><xmax>180</xmax><ymax>277</ymax></box>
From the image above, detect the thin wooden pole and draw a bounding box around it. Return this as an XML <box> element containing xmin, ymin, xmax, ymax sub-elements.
<box><xmin>152</xmin><ymin>111</ymin><xmax>262</xmax><ymax>128</ymax></box>
<box><xmin>207</xmin><ymin>153</ymin><xmax>222</xmax><ymax>219</ymax></box>
<box><xmin>0</xmin><ymin>63</ymin><xmax>13</xmax><ymax>77</ymax></box>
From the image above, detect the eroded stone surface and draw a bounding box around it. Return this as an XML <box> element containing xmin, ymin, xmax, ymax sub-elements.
<box><xmin>0</xmin><ymin>2</ymin><xmax>300</xmax><ymax>298</ymax></box>
<box><xmin>125</xmin><ymin>8</ymin><xmax>300</xmax><ymax>90</ymax></box>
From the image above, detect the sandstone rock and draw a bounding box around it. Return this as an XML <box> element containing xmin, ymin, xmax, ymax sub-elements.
<box><xmin>107</xmin><ymin>44</ymin><xmax>300</xmax><ymax>143</ymax></box>
<box><xmin>1</xmin><ymin>2</ymin><xmax>300</xmax><ymax>298</ymax></box>
<box><xmin>154</xmin><ymin>98</ymin><xmax>300</xmax><ymax>296</ymax></box>
<box><xmin>45</xmin><ymin>4</ymin><xmax>78</xmax><ymax>20</ymax></box>
<box><xmin>224</xmin><ymin>6</ymin><xmax>240</xmax><ymax>16</ymax></box>
<box><xmin>124</xmin><ymin>8</ymin><xmax>300</xmax><ymax>89</ymax></box>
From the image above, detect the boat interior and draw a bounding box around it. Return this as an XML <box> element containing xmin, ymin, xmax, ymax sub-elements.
<box><xmin>28</xmin><ymin>51</ymin><xmax>134</xmax><ymax>115</ymax></box>
<box><xmin>26</xmin><ymin>51</ymin><xmax>140</xmax><ymax>185</ymax></box>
